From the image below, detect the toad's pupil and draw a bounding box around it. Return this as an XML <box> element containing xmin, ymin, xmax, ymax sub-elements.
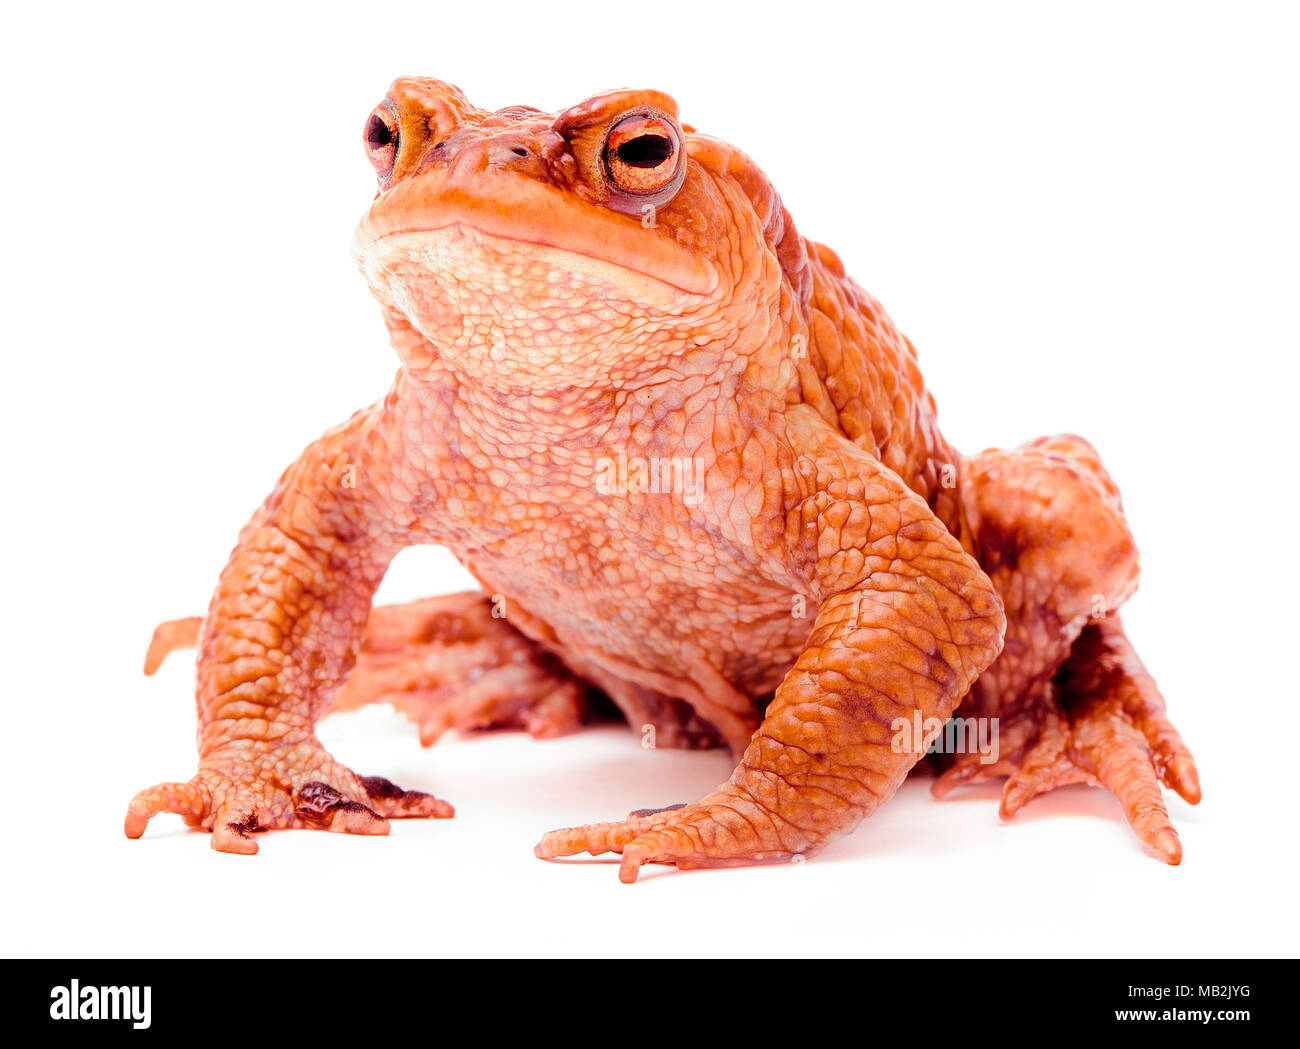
<box><xmin>367</xmin><ymin>115</ymin><xmax>394</xmax><ymax>150</ymax></box>
<box><xmin>616</xmin><ymin>134</ymin><xmax>672</xmax><ymax>169</ymax></box>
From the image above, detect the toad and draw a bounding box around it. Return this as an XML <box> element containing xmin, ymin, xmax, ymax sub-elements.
<box><xmin>127</xmin><ymin>80</ymin><xmax>1200</xmax><ymax>880</ymax></box>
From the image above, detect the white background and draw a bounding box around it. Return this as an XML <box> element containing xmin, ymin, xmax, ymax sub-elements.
<box><xmin>3</xmin><ymin>1</ymin><xmax>1297</xmax><ymax>957</ymax></box>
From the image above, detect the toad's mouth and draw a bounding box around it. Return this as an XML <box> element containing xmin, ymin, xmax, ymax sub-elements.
<box><xmin>352</xmin><ymin>172</ymin><xmax>719</xmax><ymax>304</ymax></box>
<box><xmin>360</xmin><ymin>223</ymin><xmax>710</xmax><ymax>311</ymax></box>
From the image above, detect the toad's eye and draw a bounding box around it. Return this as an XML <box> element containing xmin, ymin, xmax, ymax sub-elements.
<box><xmin>603</xmin><ymin>114</ymin><xmax>681</xmax><ymax>195</ymax></box>
<box><xmin>364</xmin><ymin>104</ymin><xmax>400</xmax><ymax>183</ymax></box>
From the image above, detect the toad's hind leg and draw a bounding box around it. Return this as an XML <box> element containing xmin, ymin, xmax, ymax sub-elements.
<box><xmin>330</xmin><ymin>593</ymin><xmax>590</xmax><ymax>743</ymax></box>
<box><xmin>933</xmin><ymin>435</ymin><xmax>1201</xmax><ymax>862</ymax></box>
<box><xmin>145</xmin><ymin>591</ymin><xmax>590</xmax><ymax>745</ymax></box>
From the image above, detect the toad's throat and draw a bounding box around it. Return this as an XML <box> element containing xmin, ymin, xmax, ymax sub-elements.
<box><xmin>356</xmin><ymin>228</ymin><xmax>722</xmax><ymax>345</ymax></box>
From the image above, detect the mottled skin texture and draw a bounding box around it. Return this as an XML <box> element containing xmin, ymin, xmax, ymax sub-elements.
<box><xmin>128</xmin><ymin>80</ymin><xmax>1200</xmax><ymax>878</ymax></box>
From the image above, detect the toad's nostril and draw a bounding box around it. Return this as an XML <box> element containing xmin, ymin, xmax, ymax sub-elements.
<box><xmin>511</xmin><ymin>146</ymin><xmax>528</xmax><ymax>158</ymax></box>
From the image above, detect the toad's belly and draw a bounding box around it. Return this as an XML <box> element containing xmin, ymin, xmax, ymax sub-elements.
<box><xmin>441</xmin><ymin>524</ymin><xmax>815</xmax><ymax>701</ymax></box>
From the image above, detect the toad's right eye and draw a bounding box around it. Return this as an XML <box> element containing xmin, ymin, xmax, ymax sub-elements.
<box><xmin>364</xmin><ymin>104</ymin><xmax>400</xmax><ymax>184</ymax></box>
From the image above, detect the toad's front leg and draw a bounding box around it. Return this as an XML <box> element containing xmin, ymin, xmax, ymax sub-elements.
<box><xmin>125</xmin><ymin>402</ymin><xmax>452</xmax><ymax>853</ymax></box>
<box><xmin>144</xmin><ymin>592</ymin><xmax>590</xmax><ymax>746</ymax></box>
<box><xmin>536</xmin><ymin>441</ymin><xmax>1006</xmax><ymax>880</ymax></box>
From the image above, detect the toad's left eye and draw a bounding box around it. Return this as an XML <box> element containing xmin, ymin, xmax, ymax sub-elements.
<box><xmin>603</xmin><ymin>114</ymin><xmax>681</xmax><ymax>195</ymax></box>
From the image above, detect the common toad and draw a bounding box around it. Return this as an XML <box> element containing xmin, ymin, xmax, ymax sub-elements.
<box><xmin>127</xmin><ymin>80</ymin><xmax>1200</xmax><ymax>880</ymax></box>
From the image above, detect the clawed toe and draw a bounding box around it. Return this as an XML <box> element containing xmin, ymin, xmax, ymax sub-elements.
<box><xmin>357</xmin><ymin>774</ymin><xmax>454</xmax><ymax>819</ymax></box>
<box><xmin>293</xmin><ymin>781</ymin><xmax>390</xmax><ymax>835</ymax></box>
<box><xmin>534</xmin><ymin>812</ymin><xmax>660</xmax><ymax>859</ymax></box>
<box><xmin>124</xmin><ymin>781</ymin><xmax>212</xmax><ymax>839</ymax></box>
<box><xmin>211</xmin><ymin>810</ymin><xmax>263</xmax><ymax>855</ymax></box>
<box><xmin>535</xmin><ymin>789</ymin><xmax>812</xmax><ymax>882</ymax></box>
